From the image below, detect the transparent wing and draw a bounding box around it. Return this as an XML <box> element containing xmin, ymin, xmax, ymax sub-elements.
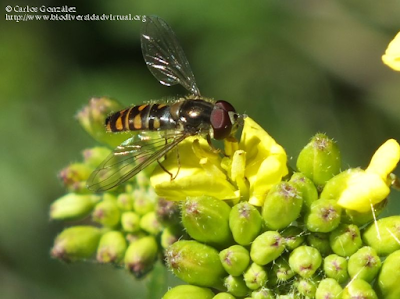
<box><xmin>141</xmin><ymin>15</ymin><xmax>201</xmax><ymax>96</ymax></box>
<box><xmin>87</xmin><ymin>132</ymin><xmax>188</xmax><ymax>192</ymax></box>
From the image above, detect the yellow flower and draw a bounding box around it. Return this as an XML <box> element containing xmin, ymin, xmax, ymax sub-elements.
<box><xmin>382</xmin><ymin>32</ymin><xmax>400</xmax><ymax>71</ymax></box>
<box><xmin>330</xmin><ymin>139</ymin><xmax>400</xmax><ymax>212</ymax></box>
<box><xmin>150</xmin><ymin>117</ymin><xmax>288</xmax><ymax>205</ymax></box>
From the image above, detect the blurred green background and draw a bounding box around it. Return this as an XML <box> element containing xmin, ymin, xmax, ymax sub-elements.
<box><xmin>1</xmin><ymin>0</ymin><xmax>400</xmax><ymax>298</ymax></box>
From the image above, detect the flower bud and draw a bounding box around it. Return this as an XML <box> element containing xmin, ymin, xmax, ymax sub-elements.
<box><xmin>121</xmin><ymin>211</ymin><xmax>141</xmax><ymax>233</ymax></box>
<box><xmin>342</xmin><ymin>198</ymin><xmax>387</xmax><ymax>226</ymax></box>
<box><xmin>250</xmin><ymin>231</ymin><xmax>285</xmax><ymax>266</ymax></box>
<box><xmin>76</xmin><ymin>97</ymin><xmax>127</xmax><ymax>147</ymax></box>
<box><xmin>51</xmin><ymin>226</ymin><xmax>102</xmax><ymax>262</ymax></box>
<box><xmin>342</xmin><ymin>279</ymin><xmax>378</xmax><ymax>299</ymax></box>
<box><xmin>182</xmin><ymin>196</ymin><xmax>233</xmax><ymax>248</ymax></box>
<box><xmin>289</xmin><ymin>172</ymin><xmax>318</xmax><ymax>213</ymax></box>
<box><xmin>329</xmin><ymin>223</ymin><xmax>362</xmax><ymax>257</ymax></box>
<box><xmin>219</xmin><ymin>245</ymin><xmax>250</xmax><ymax>276</ymax></box>
<box><xmin>163</xmin><ymin>285</ymin><xmax>214</xmax><ymax>299</ymax></box>
<box><xmin>92</xmin><ymin>197</ymin><xmax>120</xmax><ymax>228</ymax></box>
<box><xmin>96</xmin><ymin>231</ymin><xmax>127</xmax><ymax>264</ymax></box>
<box><xmin>305</xmin><ymin>199</ymin><xmax>341</xmax><ymax>233</ymax></box>
<box><xmin>165</xmin><ymin>240</ymin><xmax>226</xmax><ymax>289</ymax></box>
<box><xmin>251</xmin><ymin>288</ymin><xmax>274</xmax><ymax>299</ymax></box>
<box><xmin>224</xmin><ymin>275</ymin><xmax>250</xmax><ymax>297</ymax></box>
<box><xmin>288</xmin><ymin>246</ymin><xmax>322</xmax><ymax>278</ymax></box>
<box><xmin>347</xmin><ymin>246</ymin><xmax>381</xmax><ymax>282</ymax></box>
<box><xmin>132</xmin><ymin>188</ymin><xmax>156</xmax><ymax>215</ymax></box>
<box><xmin>213</xmin><ymin>292</ymin><xmax>236</xmax><ymax>299</ymax></box>
<box><xmin>269</xmin><ymin>256</ymin><xmax>295</xmax><ymax>286</ymax></box>
<box><xmin>323</xmin><ymin>254</ymin><xmax>349</xmax><ymax>283</ymax></box>
<box><xmin>82</xmin><ymin>147</ymin><xmax>111</xmax><ymax>168</ymax></box>
<box><xmin>315</xmin><ymin>278</ymin><xmax>342</xmax><ymax>299</ymax></box>
<box><xmin>117</xmin><ymin>193</ymin><xmax>134</xmax><ymax>211</ymax></box>
<box><xmin>296</xmin><ymin>133</ymin><xmax>341</xmax><ymax>188</ymax></box>
<box><xmin>139</xmin><ymin>211</ymin><xmax>162</xmax><ymax>235</ymax></box>
<box><xmin>306</xmin><ymin>232</ymin><xmax>332</xmax><ymax>256</ymax></box>
<box><xmin>229</xmin><ymin>202</ymin><xmax>262</xmax><ymax>246</ymax></box>
<box><xmin>58</xmin><ymin>163</ymin><xmax>93</xmax><ymax>192</ymax></box>
<box><xmin>124</xmin><ymin>236</ymin><xmax>158</xmax><ymax>278</ymax></box>
<box><xmin>296</xmin><ymin>278</ymin><xmax>317</xmax><ymax>298</ymax></box>
<box><xmin>375</xmin><ymin>250</ymin><xmax>400</xmax><ymax>299</ymax></box>
<box><xmin>281</xmin><ymin>226</ymin><xmax>305</xmax><ymax>250</ymax></box>
<box><xmin>243</xmin><ymin>262</ymin><xmax>268</xmax><ymax>290</ymax></box>
<box><xmin>262</xmin><ymin>182</ymin><xmax>303</xmax><ymax>230</ymax></box>
<box><xmin>362</xmin><ymin>216</ymin><xmax>400</xmax><ymax>256</ymax></box>
<box><xmin>50</xmin><ymin>193</ymin><xmax>100</xmax><ymax>221</ymax></box>
<box><xmin>156</xmin><ymin>198</ymin><xmax>181</xmax><ymax>226</ymax></box>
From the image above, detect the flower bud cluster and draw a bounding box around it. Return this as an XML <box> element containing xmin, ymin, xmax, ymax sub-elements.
<box><xmin>52</xmin><ymin>98</ymin><xmax>400</xmax><ymax>298</ymax></box>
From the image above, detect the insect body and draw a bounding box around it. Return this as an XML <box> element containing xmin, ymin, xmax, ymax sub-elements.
<box><xmin>87</xmin><ymin>16</ymin><xmax>240</xmax><ymax>192</ymax></box>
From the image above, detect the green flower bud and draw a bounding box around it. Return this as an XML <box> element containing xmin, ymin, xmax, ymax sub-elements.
<box><xmin>121</xmin><ymin>211</ymin><xmax>141</xmax><ymax>233</ymax></box>
<box><xmin>82</xmin><ymin>147</ymin><xmax>111</xmax><ymax>168</ymax></box>
<box><xmin>375</xmin><ymin>250</ymin><xmax>400</xmax><ymax>299</ymax></box>
<box><xmin>296</xmin><ymin>133</ymin><xmax>341</xmax><ymax>188</ymax></box>
<box><xmin>126</xmin><ymin>231</ymin><xmax>147</xmax><ymax>243</ymax></box>
<box><xmin>329</xmin><ymin>223</ymin><xmax>362</xmax><ymax>257</ymax></box>
<box><xmin>213</xmin><ymin>292</ymin><xmax>236</xmax><ymax>299</ymax></box>
<box><xmin>160</xmin><ymin>225</ymin><xmax>184</xmax><ymax>249</ymax></box>
<box><xmin>51</xmin><ymin>226</ymin><xmax>102</xmax><ymax>262</ymax></box>
<box><xmin>288</xmin><ymin>245</ymin><xmax>322</xmax><ymax>278</ymax></box>
<box><xmin>342</xmin><ymin>279</ymin><xmax>378</xmax><ymax>299</ymax></box>
<box><xmin>305</xmin><ymin>199</ymin><xmax>341</xmax><ymax>233</ymax></box>
<box><xmin>270</xmin><ymin>256</ymin><xmax>295</xmax><ymax>285</ymax></box>
<box><xmin>163</xmin><ymin>285</ymin><xmax>214</xmax><ymax>299</ymax></box>
<box><xmin>219</xmin><ymin>245</ymin><xmax>250</xmax><ymax>276</ymax></box>
<box><xmin>229</xmin><ymin>202</ymin><xmax>262</xmax><ymax>246</ymax></box>
<box><xmin>296</xmin><ymin>278</ymin><xmax>317</xmax><ymax>298</ymax></box>
<box><xmin>140</xmin><ymin>211</ymin><xmax>162</xmax><ymax>235</ymax></box>
<box><xmin>156</xmin><ymin>198</ymin><xmax>181</xmax><ymax>226</ymax></box>
<box><xmin>251</xmin><ymin>288</ymin><xmax>274</xmax><ymax>299</ymax></box>
<box><xmin>363</xmin><ymin>216</ymin><xmax>400</xmax><ymax>256</ymax></box>
<box><xmin>50</xmin><ymin>193</ymin><xmax>100</xmax><ymax>221</ymax></box>
<box><xmin>182</xmin><ymin>196</ymin><xmax>233</xmax><ymax>248</ymax></box>
<box><xmin>166</xmin><ymin>240</ymin><xmax>226</xmax><ymax>289</ymax></box>
<box><xmin>117</xmin><ymin>193</ymin><xmax>134</xmax><ymax>211</ymax></box>
<box><xmin>250</xmin><ymin>231</ymin><xmax>285</xmax><ymax>266</ymax></box>
<box><xmin>323</xmin><ymin>254</ymin><xmax>349</xmax><ymax>283</ymax></box>
<box><xmin>133</xmin><ymin>188</ymin><xmax>156</xmax><ymax>215</ymax></box>
<box><xmin>306</xmin><ymin>232</ymin><xmax>332</xmax><ymax>256</ymax></box>
<box><xmin>96</xmin><ymin>231</ymin><xmax>127</xmax><ymax>264</ymax></box>
<box><xmin>243</xmin><ymin>262</ymin><xmax>268</xmax><ymax>290</ymax></box>
<box><xmin>124</xmin><ymin>236</ymin><xmax>158</xmax><ymax>278</ymax></box>
<box><xmin>76</xmin><ymin>97</ymin><xmax>127</xmax><ymax>148</ymax></box>
<box><xmin>315</xmin><ymin>278</ymin><xmax>342</xmax><ymax>299</ymax></box>
<box><xmin>262</xmin><ymin>182</ymin><xmax>303</xmax><ymax>230</ymax></box>
<box><xmin>92</xmin><ymin>197</ymin><xmax>120</xmax><ymax>228</ymax></box>
<box><xmin>347</xmin><ymin>246</ymin><xmax>381</xmax><ymax>282</ymax></box>
<box><xmin>290</xmin><ymin>172</ymin><xmax>318</xmax><ymax>213</ymax></box>
<box><xmin>224</xmin><ymin>274</ymin><xmax>250</xmax><ymax>297</ymax></box>
<box><xmin>58</xmin><ymin>163</ymin><xmax>93</xmax><ymax>193</ymax></box>
<box><xmin>281</xmin><ymin>226</ymin><xmax>305</xmax><ymax>250</ymax></box>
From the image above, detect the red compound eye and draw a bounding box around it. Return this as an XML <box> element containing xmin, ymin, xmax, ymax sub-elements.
<box><xmin>210</xmin><ymin>101</ymin><xmax>236</xmax><ymax>140</ymax></box>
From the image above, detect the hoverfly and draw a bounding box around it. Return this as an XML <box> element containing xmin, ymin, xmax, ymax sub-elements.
<box><xmin>87</xmin><ymin>15</ymin><xmax>241</xmax><ymax>192</ymax></box>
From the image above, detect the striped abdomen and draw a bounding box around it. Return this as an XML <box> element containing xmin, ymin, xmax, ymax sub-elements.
<box><xmin>106</xmin><ymin>103</ymin><xmax>177</xmax><ymax>132</ymax></box>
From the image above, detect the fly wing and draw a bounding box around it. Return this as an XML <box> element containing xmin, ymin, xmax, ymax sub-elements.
<box><xmin>141</xmin><ymin>15</ymin><xmax>201</xmax><ymax>96</ymax></box>
<box><xmin>87</xmin><ymin>132</ymin><xmax>187</xmax><ymax>192</ymax></box>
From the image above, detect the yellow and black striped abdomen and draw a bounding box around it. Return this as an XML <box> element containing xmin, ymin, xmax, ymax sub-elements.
<box><xmin>105</xmin><ymin>103</ymin><xmax>177</xmax><ymax>132</ymax></box>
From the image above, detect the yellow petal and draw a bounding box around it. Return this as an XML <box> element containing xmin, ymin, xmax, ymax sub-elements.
<box><xmin>366</xmin><ymin>139</ymin><xmax>400</xmax><ymax>180</ymax></box>
<box><xmin>337</xmin><ymin>171</ymin><xmax>390</xmax><ymax>213</ymax></box>
<box><xmin>382</xmin><ymin>32</ymin><xmax>400</xmax><ymax>71</ymax></box>
<box><xmin>240</xmin><ymin>117</ymin><xmax>288</xmax><ymax>206</ymax></box>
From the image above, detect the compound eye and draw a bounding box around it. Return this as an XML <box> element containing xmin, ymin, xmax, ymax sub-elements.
<box><xmin>210</xmin><ymin>101</ymin><xmax>236</xmax><ymax>140</ymax></box>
